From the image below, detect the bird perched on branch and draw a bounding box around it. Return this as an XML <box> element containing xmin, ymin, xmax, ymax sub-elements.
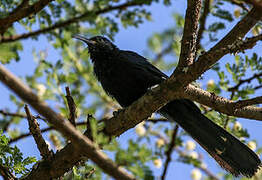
<box><xmin>73</xmin><ymin>35</ymin><xmax>261</xmax><ymax>177</ymax></box>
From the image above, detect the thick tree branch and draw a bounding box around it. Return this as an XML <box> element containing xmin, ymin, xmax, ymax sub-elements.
<box><xmin>0</xmin><ymin>0</ymin><xmax>54</xmax><ymax>34</ymax></box>
<box><xmin>177</xmin><ymin>0</ymin><xmax>202</xmax><ymax>68</ymax></box>
<box><xmin>184</xmin><ymin>84</ymin><xmax>262</xmax><ymax>120</ymax></box>
<box><xmin>0</xmin><ymin>65</ymin><xmax>135</xmax><ymax>180</ymax></box>
<box><xmin>196</xmin><ymin>0</ymin><xmax>210</xmax><ymax>51</ymax></box>
<box><xmin>0</xmin><ymin>1</ymin><xmax>148</xmax><ymax>43</ymax></box>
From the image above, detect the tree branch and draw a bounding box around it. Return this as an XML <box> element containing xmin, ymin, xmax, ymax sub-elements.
<box><xmin>0</xmin><ymin>110</ymin><xmax>27</xmax><ymax>118</ymax></box>
<box><xmin>177</xmin><ymin>0</ymin><xmax>202</xmax><ymax>68</ymax></box>
<box><xmin>228</xmin><ymin>72</ymin><xmax>262</xmax><ymax>92</ymax></box>
<box><xmin>196</xmin><ymin>0</ymin><xmax>210</xmax><ymax>51</ymax></box>
<box><xmin>0</xmin><ymin>65</ymin><xmax>136</xmax><ymax>180</ymax></box>
<box><xmin>9</xmin><ymin>122</ymin><xmax>87</xmax><ymax>144</ymax></box>
<box><xmin>25</xmin><ymin>105</ymin><xmax>53</xmax><ymax>160</ymax></box>
<box><xmin>0</xmin><ymin>164</ymin><xmax>17</xmax><ymax>180</ymax></box>
<box><xmin>0</xmin><ymin>0</ymin><xmax>54</xmax><ymax>34</ymax></box>
<box><xmin>229</xmin><ymin>0</ymin><xmax>249</xmax><ymax>11</ymax></box>
<box><xmin>171</xmin><ymin>7</ymin><xmax>262</xmax><ymax>84</ymax></box>
<box><xmin>65</xmin><ymin>87</ymin><xmax>76</xmax><ymax>127</ymax></box>
<box><xmin>161</xmin><ymin>125</ymin><xmax>179</xmax><ymax>180</ymax></box>
<box><xmin>184</xmin><ymin>84</ymin><xmax>262</xmax><ymax>120</ymax></box>
<box><xmin>0</xmin><ymin>1</ymin><xmax>148</xmax><ymax>43</ymax></box>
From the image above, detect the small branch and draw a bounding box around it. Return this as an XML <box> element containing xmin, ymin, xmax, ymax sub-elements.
<box><xmin>0</xmin><ymin>0</ymin><xmax>54</xmax><ymax>34</ymax></box>
<box><xmin>161</xmin><ymin>125</ymin><xmax>179</xmax><ymax>180</ymax></box>
<box><xmin>152</xmin><ymin>43</ymin><xmax>174</xmax><ymax>64</ymax></box>
<box><xmin>0</xmin><ymin>1</ymin><xmax>148</xmax><ymax>43</ymax></box>
<box><xmin>177</xmin><ymin>0</ymin><xmax>202</xmax><ymax>69</ymax></box>
<box><xmin>0</xmin><ymin>164</ymin><xmax>17</xmax><ymax>180</ymax></box>
<box><xmin>196</xmin><ymin>0</ymin><xmax>210</xmax><ymax>51</ymax></box>
<box><xmin>198</xmin><ymin>166</ymin><xmax>219</xmax><ymax>180</ymax></box>
<box><xmin>229</xmin><ymin>0</ymin><xmax>249</xmax><ymax>11</ymax></box>
<box><xmin>233</xmin><ymin>96</ymin><xmax>262</xmax><ymax>108</ymax></box>
<box><xmin>86</xmin><ymin>168</ymin><xmax>95</xmax><ymax>178</ymax></box>
<box><xmin>228</xmin><ymin>34</ymin><xmax>262</xmax><ymax>54</ymax></box>
<box><xmin>254</xmin><ymin>84</ymin><xmax>262</xmax><ymax>90</ymax></box>
<box><xmin>25</xmin><ymin>105</ymin><xmax>53</xmax><ymax>160</ymax></box>
<box><xmin>9</xmin><ymin>118</ymin><xmax>166</xmax><ymax>144</ymax></box>
<box><xmin>0</xmin><ymin>109</ymin><xmax>27</xmax><ymax>118</ymax></box>
<box><xmin>9</xmin><ymin>122</ymin><xmax>87</xmax><ymax>144</ymax></box>
<box><xmin>147</xmin><ymin>118</ymin><xmax>168</xmax><ymax>123</ymax></box>
<box><xmin>0</xmin><ymin>109</ymin><xmax>46</xmax><ymax>120</ymax></box>
<box><xmin>65</xmin><ymin>87</ymin><xmax>76</xmax><ymax>127</ymax></box>
<box><xmin>228</xmin><ymin>72</ymin><xmax>262</xmax><ymax>92</ymax></box>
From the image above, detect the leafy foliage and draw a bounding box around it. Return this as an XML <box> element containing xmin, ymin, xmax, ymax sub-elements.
<box><xmin>0</xmin><ymin>131</ymin><xmax>36</xmax><ymax>176</ymax></box>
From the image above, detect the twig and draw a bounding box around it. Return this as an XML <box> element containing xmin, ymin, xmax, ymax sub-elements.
<box><xmin>85</xmin><ymin>168</ymin><xmax>95</xmax><ymax>178</ymax></box>
<box><xmin>0</xmin><ymin>1</ymin><xmax>148</xmax><ymax>43</ymax></box>
<box><xmin>196</xmin><ymin>0</ymin><xmax>210</xmax><ymax>51</ymax></box>
<box><xmin>228</xmin><ymin>72</ymin><xmax>262</xmax><ymax>92</ymax></box>
<box><xmin>0</xmin><ymin>109</ymin><xmax>27</xmax><ymax>118</ymax></box>
<box><xmin>229</xmin><ymin>0</ymin><xmax>249</xmax><ymax>11</ymax></box>
<box><xmin>0</xmin><ymin>164</ymin><xmax>17</xmax><ymax>180</ymax></box>
<box><xmin>153</xmin><ymin>43</ymin><xmax>174</xmax><ymax>64</ymax></box>
<box><xmin>0</xmin><ymin>109</ymin><xmax>46</xmax><ymax>119</ymax></box>
<box><xmin>254</xmin><ymin>84</ymin><xmax>262</xmax><ymax>90</ymax></box>
<box><xmin>65</xmin><ymin>87</ymin><xmax>76</xmax><ymax>127</ymax></box>
<box><xmin>161</xmin><ymin>125</ymin><xmax>179</xmax><ymax>180</ymax></box>
<box><xmin>24</xmin><ymin>105</ymin><xmax>53</xmax><ymax>160</ymax></box>
<box><xmin>9</xmin><ymin>122</ymin><xmax>87</xmax><ymax>144</ymax></box>
<box><xmin>198</xmin><ymin>166</ymin><xmax>219</xmax><ymax>180</ymax></box>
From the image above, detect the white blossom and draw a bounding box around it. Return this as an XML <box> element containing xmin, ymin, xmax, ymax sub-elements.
<box><xmin>191</xmin><ymin>168</ymin><xmax>202</xmax><ymax>180</ymax></box>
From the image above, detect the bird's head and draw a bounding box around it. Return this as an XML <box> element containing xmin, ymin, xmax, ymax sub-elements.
<box><xmin>73</xmin><ymin>35</ymin><xmax>118</xmax><ymax>60</ymax></box>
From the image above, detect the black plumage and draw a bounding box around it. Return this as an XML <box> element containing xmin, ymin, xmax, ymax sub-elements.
<box><xmin>74</xmin><ymin>35</ymin><xmax>261</xmax><ymax>177</ymax></box>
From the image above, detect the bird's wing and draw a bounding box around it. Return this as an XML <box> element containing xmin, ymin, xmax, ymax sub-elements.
<box><xmin>120</xmin><ymin>50</ymin><xmax>168</xmax><ymax>80</ymax></box>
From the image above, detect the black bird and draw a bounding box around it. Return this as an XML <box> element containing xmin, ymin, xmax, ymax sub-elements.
<box><xmin>73</xmin><ymin>35</ymin><xmax>261</xmax><ymax>177</ymax></box>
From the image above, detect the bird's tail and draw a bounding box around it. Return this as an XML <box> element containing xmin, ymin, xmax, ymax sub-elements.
<box><xmin>159</xmin><ymin>99</ymin><xmax>261</xmax><ymax>177</ymax></box>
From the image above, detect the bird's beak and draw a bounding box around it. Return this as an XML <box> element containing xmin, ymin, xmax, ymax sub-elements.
<box><xmin>73</xmin><ymin>34</ymin><xmax>96</xmax><ymax>46</ymax></box>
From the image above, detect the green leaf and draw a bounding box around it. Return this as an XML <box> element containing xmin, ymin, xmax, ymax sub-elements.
<box><xmin>0</xmin><ymin>42</ymin><xmax>23</xmax><ymax>64</ymax></box>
